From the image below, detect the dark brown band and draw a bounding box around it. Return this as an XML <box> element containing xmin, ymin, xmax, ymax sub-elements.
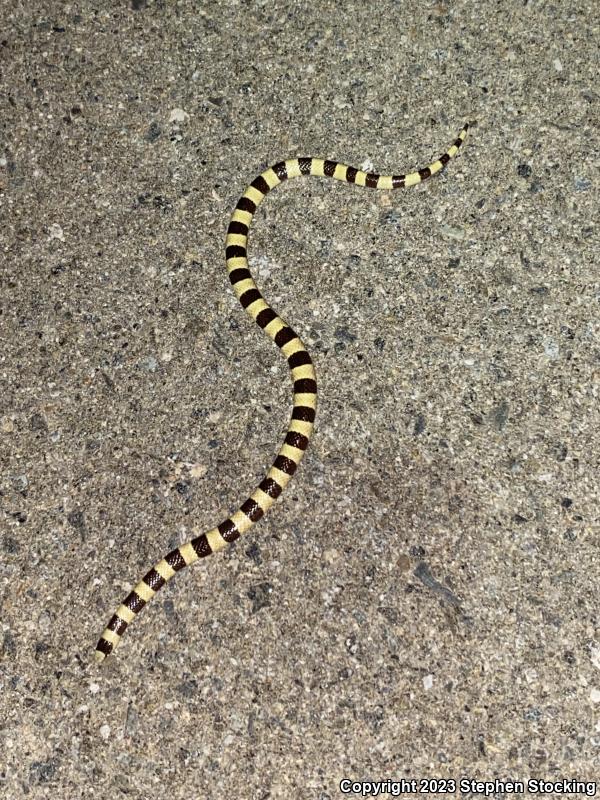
<box><xmin>218</xmin><ymin>518</ymin><xmax>240</xmax><ymax>543</ymax></box>
<box><xmin>260</xmin><ymin>477</ymin><xmax>282</xmax><ymax>499</ymax></box>
<box><xmin>107</xmin><ymin>614</ymin><xmax>128</xmax><ymax>635</ymax></box>
<box><xmin>241</xmin><ymin>497</ymin><xmax>264</xmax><ymax>522</ymax></box>
<box><xmin>165</xmin><ymin>549</ymin><xmax>186</xmax><ymax>572</ymax></box>
<box><xmin>143</xmin><ymin>568</ymin><xmax>166</xmax><ymax>592</ymax></box>
<box><xmin>274</xmin><ymin>454</ymin><xmax>297</xmax><ymax>475</ymax></box>
<box><xmin>96</xmin><ymin>638</ymin><xmax>113</xmax><ymax>656</ymax></box>
<box><xmin>292</xmin><ymin>406</ymin><xmax>316</xmax><ymax>423</ymax></box>
<box><xmin>191</xmin><ymin>534</ymin><xmax>212</xmax><ymax>558</ymax></box>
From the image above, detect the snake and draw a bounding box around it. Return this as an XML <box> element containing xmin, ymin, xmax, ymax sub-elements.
<box><xmin>95</xmin><ymin>122</ymin><xmax>470</xmax><ymax>662</ymax></box>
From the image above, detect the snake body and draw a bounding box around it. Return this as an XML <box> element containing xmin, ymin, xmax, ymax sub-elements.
<box><xmin>95</xmin><ymin>123</ymin><xmax>469</xmax><ymax>661</ymax></box>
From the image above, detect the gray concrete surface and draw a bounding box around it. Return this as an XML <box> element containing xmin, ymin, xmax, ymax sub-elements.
<box><xmin>1</xmin><ymin>1</ymin><xmax>599</xmax><ymax>797</ymax></box>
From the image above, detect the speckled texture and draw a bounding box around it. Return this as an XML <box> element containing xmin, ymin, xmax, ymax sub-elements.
<box><xmin>1</xmin><ymin>1</ymin><xmax>599</xmax><ymax>797</ymax></box>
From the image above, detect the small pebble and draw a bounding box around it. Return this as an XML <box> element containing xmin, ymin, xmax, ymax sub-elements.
<box><xmin>138</xmin><ymin>356</ymin><xmax>158</xmax><ymax>372</ymax></box>
<box><xmin>543</xmin><ymin>338</ymin><xmax>559</xmax><ymax>359</ymax></box>
<box><xmin>440</xmin><ymin>224</ymin><xmax>466</xmax><ymax>240</ymax></box>
<box><xmin>0</xmin><ymin>416</ymin><xmax>14</xmax><ymax>433</ymax></box>
<box><xmin>100</xmin><ymin>724</ymin><xmax>111</xmax><ymax>740</ymax></box>
<box><xmin>189</xmin><ymin>463</ymin><xmax>208</xmax><ymax>478</ymax></box>
<box><xmin>169</xmin><ymin>108</ymin><xmax>190</xmax><ymax>123</ymax></box>
<box><xmin>48</xmin><ymin>223</ymin><xmax>65</xmax><ymax>241</ymax></box>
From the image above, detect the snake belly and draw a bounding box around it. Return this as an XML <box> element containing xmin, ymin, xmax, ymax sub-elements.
<box><xmin>95</xmin><ymin>123</ymin><xmax>470</xmax><ymax>661</ymax></box>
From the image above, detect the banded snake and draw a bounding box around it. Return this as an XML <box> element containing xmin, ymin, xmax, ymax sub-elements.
<box><xmin>96</xmin><ymin>122</ymin><xmax>470</xmax><ymax>661</ymax></box>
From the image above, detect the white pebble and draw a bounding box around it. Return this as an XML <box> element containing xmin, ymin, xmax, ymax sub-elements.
<box><xmin>169</xmin><ymin>108</ymin><xmax>190</xmax><ymax>123</ymax></box>
<box><xmin>440</xmin><ymin>224</ymin><xmax>466</xmax><ymax>240</ymax></box>
<box><xmin>190</xmin><ymin>463</ymin><xmax>208</xmax><ymax>478</ymax></box>
<box><xmin>543</xmin><ymin>338</ymin><xmax>559</xmax><ymax>359</ymax></box>
<box><xmin>48</xmin><ymin>223</ymin><xmax>65</xmax><ymax>242</ymax></box>
<box><xmin>100</xmin><ymin>724</ymin><xmax>111</xmax><ymax>740</ymax></box>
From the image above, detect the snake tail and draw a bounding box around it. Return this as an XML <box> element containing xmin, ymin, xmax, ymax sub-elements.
<box><xmin>95</xmin><ymin>122</ymin><xmax>469</xmax><ymax>662</ymax></box>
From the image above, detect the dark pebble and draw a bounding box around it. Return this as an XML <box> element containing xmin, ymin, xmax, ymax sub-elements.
<box><xmin>145</xmin><ymin>122</ymin><xmax>161</xmax><ymax>142</ymax></box>
<box><xmin>245</xmin><ymin>541</ymin><xmax>262</xmax><ymax>564</ymax></box>
<box><xmin>3</xmin><ymin>535</ymin><xmax>19</xmax><ymax>553</ymax></box>
<box><xmin>162</xmin><ymin>599</ymin><xmax>175</xmax><ymax>617</ymax></box>
<box><xmin>334</xmin><ymin>326</ymin><xmax>357</xmax><ymax>343</ymax></box>
<box><xmin>378</xmin><ymin>605</ymin><xmax>399</xmax><ymax>624</ymax></box>
<box><xmin>67</xmin><ymin>510</ymin><xmax>85</xmax><ymax>529</ymax></box>
<box><xmin>553</xmin><ymin>442</ymin><xmax>568</xmax><ymax>461</ymax></box>
<box><xmin>381</xmin><ymin>209</ymin><xmax>401</xmax><ymax>227</ymax></box>
<box><xmin>29</xmin><ymin>413</ymin><xmax>48</xmax><ymax>433</ymax></box>
<box><xmin>345</xmin><ymin>634</ymin><xmax>360</xmax><ymax>656</ymax></box>
<box><xmin>177</xmin><ymin>677</ymin><xmax>198</xmax><ymax>696</ymax></box>
<box><xmin>524</xmin><ymin>707</ymin><xmax>542</xmax><ymax>721</ymax></box>
<box><xmin>29</xmin><ymin>760</ymin><xmax>57</xmax><ymax>784</ymax></box>
<box><xmin>413</xmin><ymin>414</ymin><xmax>426</xmax><ymax>435</ymax></box>
<box><xmin>574</xmin><ymin>177</ymin><xmax>591</xmax><ymax>191</ymax></box>
<box><xmin>517</xmin><ymin>164</ymin><xmax>532</xmax><ymax>178</ymax></box>
<box><xmin>2</xmin><ymin>630</ymin><xmax>16</xmax><ymax>656</ymax></box>
<box><xmin>491</xmin><ymin>400</ymin><xmax>509</xmax><ymax>431</ymax></box>
<box><xmin>247</xmin><ymin>582</ymin><xmax>272</xmax><ymax>613</ymax></box>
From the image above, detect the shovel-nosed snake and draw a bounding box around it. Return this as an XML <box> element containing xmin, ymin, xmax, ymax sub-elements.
<box><xmin>95</xmin><ymin>122</ymin><xmax>470</xmax><ymax>662</ymax></box>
